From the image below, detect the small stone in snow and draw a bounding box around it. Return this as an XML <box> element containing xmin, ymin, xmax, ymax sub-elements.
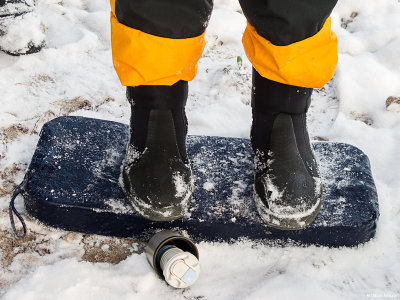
<box><xmin>386</xmin><ymin>96</ymin><xmax>400</xmax><ymax>112</ymax></box>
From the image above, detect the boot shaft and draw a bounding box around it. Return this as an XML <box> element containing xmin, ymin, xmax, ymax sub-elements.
<box><xmin>126</xmin><ymin>81</ymin><xmax>189</xmax><ymax>163</ymax></box>
<box><xmin>251</xmin><ymin>68</ymin><xmax>312</xmax><ymax>115</ymax></box>
<box><xmin>250</xmin><ymin>68</ymin><xmax>313</xmax><ymax>156</ymax></box>
<box><xmin>127</xmin><ymin>80</ymin><xmax>188</xmax><ymax>109</ymax></box>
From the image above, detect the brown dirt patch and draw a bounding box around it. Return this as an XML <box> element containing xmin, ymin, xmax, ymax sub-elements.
<box><xmin>0</xmin><ymin>229</ymin><xmax>51</xmax><ymax>270</ymax></box>
<box><xmin>81</xmin><ymin>235</ymin><xmax>145</xmax><ymax>264</ymax></box>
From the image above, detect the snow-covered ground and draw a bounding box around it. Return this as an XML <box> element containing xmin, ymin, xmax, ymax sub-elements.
<box><xmin>1</xmin><ymin>0</ymin><xmax>400</xmax><ymax>298</ymax></box>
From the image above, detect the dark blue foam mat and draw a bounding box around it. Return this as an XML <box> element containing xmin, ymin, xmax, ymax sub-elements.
<box><xmin>21</xmin><ymin>116</ymin><xmax>379</xmax><ymax>247</ymax></box>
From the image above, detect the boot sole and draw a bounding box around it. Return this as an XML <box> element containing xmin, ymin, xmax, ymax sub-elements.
<box><xmin>254</xmin><ymin>190</ymin><xmax>322</xmax><ymax>230</ymax></box>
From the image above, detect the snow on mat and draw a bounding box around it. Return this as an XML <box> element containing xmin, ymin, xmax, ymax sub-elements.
<box><xmin>16</xmin><ymin>116</ymin><xmax>378</xmax><ymax>247</ymax></box>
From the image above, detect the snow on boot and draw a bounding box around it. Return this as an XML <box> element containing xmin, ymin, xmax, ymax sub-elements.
<box><xmin>121</xmin><ymin>81</ymin><xmax>193</xmax><ymax>221</ymax></box>
<box><xmin>251</xmin><ymin>69</ymin><xmax>322</xmax><ymax>230</ymax></box>
<box><xmin>0</xmin><ymin>0</ymin><xmax>45</xmax><ymax>55</ymax></box>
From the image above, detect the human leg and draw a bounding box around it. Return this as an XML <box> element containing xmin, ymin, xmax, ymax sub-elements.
<box><xmin>110</xmin><ymin>0</ymin><xmax>213</xmax><ymax>221</ymax></box>
<box><xmin>239</xmin><ymin>0</ymin><xmax>338</xmax><ymax>229</ymax></box>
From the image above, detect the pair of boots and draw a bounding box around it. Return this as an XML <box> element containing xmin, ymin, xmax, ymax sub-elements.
<box><xmin>0</xmin><ymin>0</ymin><xmax>45</xmax><ymax>55</ymax></box>
<box><xmin>121</xmin><ymin>69</ymin><xmax>322</xmax><ymax>230</ymax></box>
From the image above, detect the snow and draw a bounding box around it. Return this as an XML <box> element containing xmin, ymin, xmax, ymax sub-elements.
<box><xmin>0</xmin><ymin>10</ymin><xmax>45</xmax><ymax>55</ymax></box>
<box><xmin>173</xmin><ymin>171</ymin><xmax>191</xmax><ymax>199</ymax></box>
<box><xmin>1</xmin><ymin>0</ymin><xmax>400</xmax><ymax>299</ymax></box>
<box><xmin>202</xmin><ymin>181</ymin><xmax>215</xmax><ymax>191</ymax></box>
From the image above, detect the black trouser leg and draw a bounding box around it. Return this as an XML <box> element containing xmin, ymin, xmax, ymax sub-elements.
<box><xmin>239</xmin><ymin>0</ymin><xmax>337</xmax><ymax>46</ymax></box>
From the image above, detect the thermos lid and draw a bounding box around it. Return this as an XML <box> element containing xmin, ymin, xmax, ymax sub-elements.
<box><xmin>145</xmin><ymin>230</ymin><xmax>199</xmax><ymax>281</ymax></box>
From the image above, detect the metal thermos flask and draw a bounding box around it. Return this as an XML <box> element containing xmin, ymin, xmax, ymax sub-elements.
<box><xmin>146</xmin><ymin>230</ymin><xmax>200</xmax><ymax>288</ymax></box>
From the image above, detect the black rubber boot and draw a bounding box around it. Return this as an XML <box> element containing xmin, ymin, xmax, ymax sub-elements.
<box><xmin>0</xmin><ymin>0</ymin><xmax>45</xmax><ymax>55</ymax></box>
<box><xmin>121</xmin><ymin>81</ymin><xmax>192</xmax><ymax>221</ymax></box>
<box><xmin>251</xmin><ymin>68</ymin><xmax>322</xmax><ymax>230</ymax></box>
